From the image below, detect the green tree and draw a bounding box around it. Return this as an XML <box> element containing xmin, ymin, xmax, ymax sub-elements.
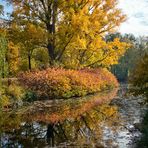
<box><xmin>32</xmin><ymin>47</ymin><xmax>49</xmax><ymax>69</ymax></box>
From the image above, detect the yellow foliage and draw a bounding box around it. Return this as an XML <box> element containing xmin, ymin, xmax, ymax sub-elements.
<box><xmin>7</xmin><ymin>42</ymin><xmax>19</xmax><ymax>75</ymax></box>
<box><xmin>10</xmin><ymin>0</ymin><xmax>128</xmax><ymax>68</ymax></box>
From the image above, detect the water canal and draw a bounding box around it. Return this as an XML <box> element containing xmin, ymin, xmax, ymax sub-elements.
<box><xmin>0</xmin><ymin>84</ymin><xmax>147</xmax><ymax>148</ymax></box>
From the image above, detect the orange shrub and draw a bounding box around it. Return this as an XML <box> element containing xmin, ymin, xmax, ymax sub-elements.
<box><xmin>18</xmin><ymin>68</ymin><xmax>118</xmax><ymax>99</ymax></box>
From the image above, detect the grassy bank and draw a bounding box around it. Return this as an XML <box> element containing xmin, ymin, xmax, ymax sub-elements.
<box><xmin>18</xmin><ymin>68</ymin><xmax>118</xmax><ymax>99</ymax></box>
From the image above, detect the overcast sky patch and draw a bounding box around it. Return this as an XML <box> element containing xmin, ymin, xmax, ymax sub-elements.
<box><xmin>118</xmin><ymin>0</ymin><xmax>148</xmax><ymax>36</ymax></box>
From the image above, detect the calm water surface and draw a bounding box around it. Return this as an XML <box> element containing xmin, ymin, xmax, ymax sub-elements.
<box><xmin>0</xmin><ymin>85</ymin><xmax>146</xmax><ymax>148</ymax></box>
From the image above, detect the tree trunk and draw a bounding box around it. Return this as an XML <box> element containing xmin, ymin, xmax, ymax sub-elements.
<box><xmin>47</xmin><ymin>124</ymin><xmax>55</xmax><ymax>146</ymax></box>
<box><xmin>28</xmin><ymin>54</ymin><xmax>31</xmax><ymax>70</ymax></box>
<box><xmin>46</xmin><ymin>0</ymin><xmax>57</xmax><ymax>66</ymax></box>
<box><xmin>47</xmin><ymin>42</ymin><xmax>55</xmax><ymax>65</ymax></box>
<box><xmin>46</xmin><ymin>22</ymin><xmax>55</xmax><ymax>65</ymax></box>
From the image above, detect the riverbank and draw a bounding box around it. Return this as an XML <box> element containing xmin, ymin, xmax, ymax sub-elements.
<box><xmin>18</xmin><ymin>68</ymin><xmax>118</xmax><ymax>99</ymax></box>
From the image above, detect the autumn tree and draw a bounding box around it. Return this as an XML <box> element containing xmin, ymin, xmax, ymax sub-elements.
<box><xmin>109</xmin><ymin>34</ymin><xmax>147</xmax><ymax>81</ymax></box>
<box><xmin>7</xmin><ymin>0</ymin><xmax>128</xmax><ymax>68</ymax></box>
<box><xmin>130</xmin><ymin>53</ymin><xmax>148</xmax><ymax>98</ymax></box>
<box><xmin>8</xmin><ymin>22</ymin><xmax>47</xmax><ymax>70</ymax></box>
<box><xmin>129</xmin><ymin>36</ymin><xmax>148</xmax><ymax>97</ymax></box>
<box><xmin>0</xmin><ymin>30</ymin><xmax>8</xmax><ymax>78</ymax></box>
<box><xmin>7</xmin><ymin>41</ymin><xmax>19</xmax><ymax>75</ymax></box>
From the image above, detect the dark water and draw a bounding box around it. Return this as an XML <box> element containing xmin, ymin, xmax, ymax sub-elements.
<box><xmin>0</xmin><ymin>85</ymin><xmax>147</xmax><ymax>148</ymax></box>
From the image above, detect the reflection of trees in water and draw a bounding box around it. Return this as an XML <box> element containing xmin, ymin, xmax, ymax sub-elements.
<box><xmin>0</xmin><ymin>89</ymin><xmax>120</xmax><ymax>147</ymax></box>
<box><xmin>23</xmin><ymin>88</ymin><xmax>118</xmax><ymax>123</ymax></box>
<box><xmin>0</xmin><ymin>122</ymin><xmax>47</xmax><ymax>147</ymax></box>
<box><xmin>45</xmin><ymin>105</ymin><xmax>119</xmax><ymax>147</ymax></box>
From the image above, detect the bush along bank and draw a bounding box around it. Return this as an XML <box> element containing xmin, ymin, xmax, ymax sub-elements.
<box><xmin>18</xmin><ymin>68</ymin><xmax>119</xmax><ymax>99</ymax></box>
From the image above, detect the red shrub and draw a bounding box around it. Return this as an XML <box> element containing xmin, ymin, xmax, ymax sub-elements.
<box><xmin>18</xmin><ymin>68</ymin><xmax>118</xmax><ymax>99</ymax></box>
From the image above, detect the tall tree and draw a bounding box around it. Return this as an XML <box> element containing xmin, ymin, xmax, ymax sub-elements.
<box><xmin>130</xmin><ymin>53</ymin><xmax>148</xmax><ymax>98</ymax></box>
<box><xmin>8</xmin><ymin>22</ymin><xmax>46</xmax><ymax>70</ymax></box>
<box><xmin>0</xmin><ymin>30</ymin><xmax>8</xmax><ymax>78</ymax></box>
<box><xmin>7</xmin><ymin>0</ymin><xmax>128</xmax><ymax>68</ymax></box>
<box><xmin>109</xmin><ymin>34</ymin><xmax>148</xmax><ymax>81</ymax></box>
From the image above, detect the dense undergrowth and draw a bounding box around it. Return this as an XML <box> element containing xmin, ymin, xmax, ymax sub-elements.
<box><xmin>0</xmin><ymin>82</ymin><xmax>23</xmax><ymax>109</ymax></box>
<box><xmin>0</xmin><ymin>79</ymin><xmax>37</xmax><ymax>109</ymax></box>
<box><xmin>18</xmin><ymin>68</ymin><xmax>118</xmax><ymax>99</ymax></box>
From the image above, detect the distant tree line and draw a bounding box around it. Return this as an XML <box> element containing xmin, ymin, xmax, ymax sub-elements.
<box><xmin>106</xmin><ymin>33</ymin><xmax>148</xmax><ymax>82</ymax></box>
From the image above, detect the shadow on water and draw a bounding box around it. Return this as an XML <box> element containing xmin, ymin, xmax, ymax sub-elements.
<box><xmin>135</xmin><ymin>109</ymin><xmax>148</xmax><ymax>148</ymax></box>
<box><xmin>0</xmin><ymin>85</ymin><xmax>147</xmax><ymax>148</ymax></box>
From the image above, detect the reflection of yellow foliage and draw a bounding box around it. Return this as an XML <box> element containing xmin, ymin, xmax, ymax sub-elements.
<box><xmin>0</xmin><ymin>95</ymin><xmax>11</xmax><ymax>108</ymax></box>
<box><xmin>23</xmin><ymin>88</ymin><xmax>118</xmax><ymax>124</ymax></box>
<box><xmin>0</xmin><ymin>88</ymin><xmax>120</xmax><ymax>147</ymax></box>
<box><xmin>0</xmin><ymin>112</ymin><xmax>22</xmax><ymax>132</ymax></box>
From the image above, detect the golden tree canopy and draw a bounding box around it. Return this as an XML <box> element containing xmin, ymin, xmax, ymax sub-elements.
<box><xmin>6</xmin><ymin>0</ymin><xmax>129</xmax><ymax>68</ymax></box>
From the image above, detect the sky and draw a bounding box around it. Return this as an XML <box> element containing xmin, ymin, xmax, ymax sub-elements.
<box><xmin>0</xmin><ymin>0</ymin><xmax>148</xmax><ymax>37</ymax></box>
<box><xmin>118</xmin><ymin>0</ymin><xmax>148</xmax><ymax>36</ymax></box>
<box><xmin>0</xmin><ymin>0</ymin><xmax>12</xmax><ymax>18</ymax></box>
